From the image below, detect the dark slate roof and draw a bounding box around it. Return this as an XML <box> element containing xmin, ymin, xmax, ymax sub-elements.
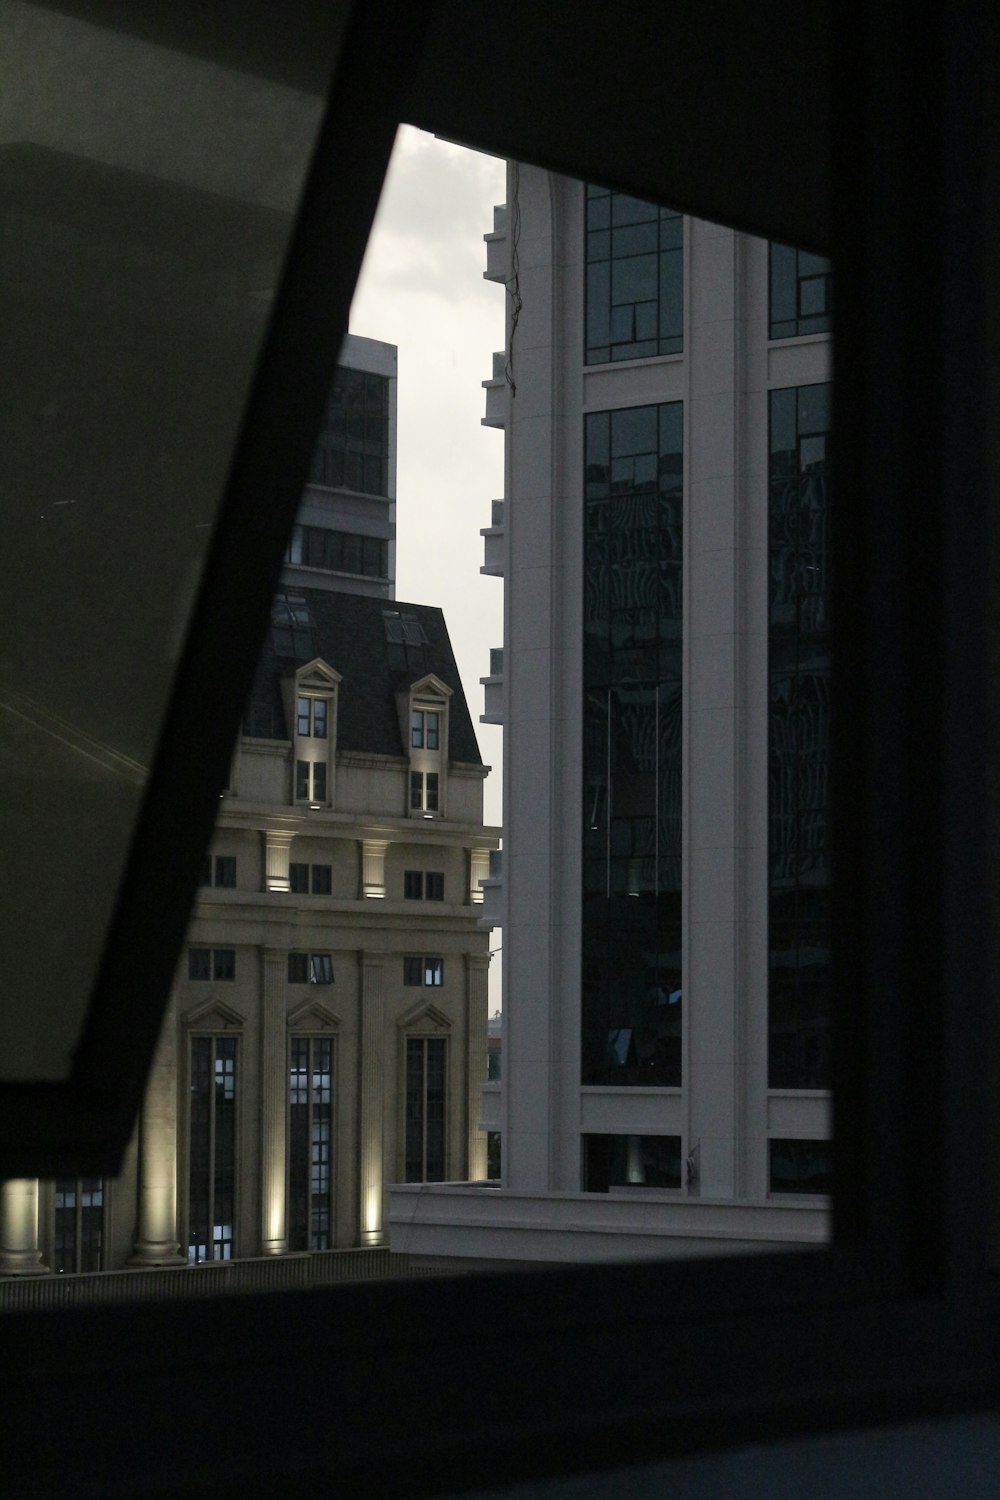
<box><xmin>243</xmin><ymin>589</ymin><xmax>483</xmax><ymax>766</ymax></box>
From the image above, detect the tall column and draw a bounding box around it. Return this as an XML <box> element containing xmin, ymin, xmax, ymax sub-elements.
<box><xmin>0</xmin><ymin>1179</ymin><xmax>49</xmax><ymax>1276</ymax></box>
<box><xmin>360</xmin><ymin>839</ymin><xmax>389</xmax><ymax>899</ymax></box>
<box><xmin>130</xmin><ymin>991</ymin><xmax>185</xmax><ymax>1265</ymax></box>
<box><xmin>465</xmin><ymin>954</ymin><xmax>491</xmax><ymax>1179</ymax></box>
<box><xmin>359</xmin><ymin>953</ymin><xmax>385</xmax><ymax>1245</ymax></box>
<box><xmin>260</xmin><ymin>947</ymin><xmax>288</xmax><ymax>1254</ymax></box>
<box><xmin>264</xmin><ymin>829</ymin><xmax>296</xmax><ymax>892</ymax></box>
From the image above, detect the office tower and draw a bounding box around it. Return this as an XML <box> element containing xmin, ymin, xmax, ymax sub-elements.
<box><xmin>391</xmin><ymin>165</ymin><xmax>832</xmax><ymax>1262</ymax></box>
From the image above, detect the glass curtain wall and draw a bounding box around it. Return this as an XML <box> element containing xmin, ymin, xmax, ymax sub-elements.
<box><xmin>768</xmin><ymin>383</ymin><xmax>832</xmax><ymax>1087</ymax></box>
<box><xmin>582</xmin><ymin>403</ymin><xmax>683</xmax><ymax>1086</ymax></box>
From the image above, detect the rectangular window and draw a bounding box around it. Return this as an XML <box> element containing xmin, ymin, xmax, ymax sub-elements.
<box><xmin>404</xmin><ymin>870</ymin><xmax>423</xmax><ymax>899</ymax></box>
<box><xmin>410</xmin><ymin>709</ymin><xmax>440</xmax><ymax>749</ymax></box>
<box><xmin>769</xmin><ymin>243</ymin><xmax>833</xmax><ymax>340</ymax></box>
<box><xmin>310</xmin><ymin>366</ymin><xmax>389</xmax><ymax>497</ymax></box>
<box><xmin>290</xmin><ymin>863</ymin><xmax>309</xmax><ymax>894</ymax></box>
<box><xmin>768</xmin><ymin>384</ymin><xmax>832</xmax><ymax>1088</ymax></box>
<box><xmin>425</xmin><ymin>872</ymin><xmax>444</xmax><ymax>901</ymax></box>
<box><xmin>309</xmin><ymin>953</ymin><xmax>333</xmax><ymax>985</ymax></box>
<box><xmin>53</xmin><ymin>1179</ymin><xmax>104</xmax><ymax>1273</ymax></box>
<box><xmin>296</xmin><ymin>760</ymin><xmax>327</xmax><ymax>803</ymax></box>
<box><xmin>403</xmin><ymin>956</ymin><xmax>442</xmax><ymax>986</ymax></box>
<box><xmin>768</xmin><ymin>1138</ymin><xmax>833</xmax><ymax>1195</ymax></box>
<box><xmin>213</xmin><ymin>949</ymin><xmax>235</xmax><ymax>981</ymax></box>
<box><xmin>200</xmin><ymin>856</ymin><xmax>236</xmax><ymax>888</ymax></box>
<box><xmin>405</xmin><ymin>1037</ymin><xmax>447</xmax><ymax>1183</ymax></box>
<box><xmin>188</xmin><ymin>1036</ymin><xmax>238</xmax><ymax>1263</ymax></box>
<box><xmin>585</xmin><ymin>184</ymin><xmax>683</xmax><ymax>364</ymax></box>
<box><xmin>288</xmin><ymin>953</ymin><xmax>309</xmax><ymax>984</ymax></box>
<box><xmin>296</xmin><ymin>696</ymin><xmax>328</xmax><ymax>738</ymax></box>
<box><xmin>582</xmin><ymin>403</ymin><xmax>683</xmax><ymax>1087</ymax></box>
<box><xmin>582</xmin><ymin>1134</ymin><xmax>682</xmax><ymax>1192</ymax></box>
<box><xmin>286</xmin><ymin>525</ymin><xmax>388</xmax><ymax>580</ymax></box>
<box><xmin>410</xmin><ymin>771</ymin><xmax>440</xmax><ymax>813</ymax></box>
<box><xmin>310</xmin><ymin>864</ymin><xmax>332</xmax><ymax>895</ymax></box>
<box><xmin>188</xmin><ymin>948</ymin><xmax>211</xmax><ymax>980</ymax></box>
<box><xmin>288</xmin><ymin>1035</ymin><xmax>333</xmax><ymax>1251</ymax></box>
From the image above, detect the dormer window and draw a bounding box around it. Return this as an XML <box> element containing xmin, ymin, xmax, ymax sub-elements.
<box><xmin>411</xmin><ymin>709</ymin><xmax>439</xmax><ymax>750</ymax></box>
<box><xmin>402</xmin><ymin>674</ymin><xmax>452</xmax><ymax>821</ymax></box>
<box><xmin>285</xmin><ymin>659</ymin><xmax>341</xmax><ymax>808</ymax></box>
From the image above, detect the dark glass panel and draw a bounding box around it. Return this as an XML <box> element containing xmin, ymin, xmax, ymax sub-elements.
<box><xmin>290</xmin><ymin>862</ymin><xmax>309</xmax><ymax>894</ymax></box>
<box><xmin>425</xmin><ymin>773</ymin><xmax>439</xmax><ymax>811</ymax></box>
<box><xmin>425</xmin><ymin>872</ymin><xmax>444</xmax><ymax>901</ymax></box>
<box><xmin>582</xmin><ymin>1134</ymin><xmax>682</xmax><ymax>1192</ymax></box>
<box><xmin>188</xmin><ymin>948</ymin><xmax>211</xmax><ymax>981</ymax></box>
<box><xmin>187</xmin><ymin>1037</ymin><xmax>211</xmax><ymax>1262</ymax></box>
<box><xmin>768</xmin><ymin>1138</ymin><xmax>832</xmax><ymax>1194</ymax></box>
<box><xmin>288</xmin><ymin>952</ymin><xmax>309</xmax><ymax>983</ymax></box>
<box><xmin>405</xmin><ymin>1038</ymin><xmax>425</xmax><ymax>1182</ymax></box>
<box><xmin>404</xmin><ymin>870</ymin><xmax>423</xmax><ymax>899</ymax></box>
<box><xmin>311</xmin><ymin>864</ymin><xmax>332</xmax><ymax>895</ymax></box>
<box><xmin>213</xmin><ymin>948</ymin><xmax>235</xmax><ymax>981</ymax></box>
<box><xmin>586</xmin><ymin>187</ymin><xmax>684</xmax><ymax>363</ymax></box>
<box><xmin>214</xmin><ymin>856</ymin><xmax>236</xmax><ymax>888</ymax></box>
<box><xmin>582</xmin><ymin>403</ymin><xmax>682</xmax><ymax>1086</ymax></box>
<box><xmin>404</xmin><ymin>956</ymin><xmax>422</xmax><ymax>986</ymax></box>
<box><xmin>311</xmin><ymin>761</ymin><xmax>326</xmax><ymax>802</ymax></box>
<box><xmin>768</xmin><ymin>384</ymin><xmax>832</xmax><ymax>1087</ymax></box>
<box><xmin>295</xmin><ymin>760</ymin><xmax>309</xmax><ymax>800</ymax></box>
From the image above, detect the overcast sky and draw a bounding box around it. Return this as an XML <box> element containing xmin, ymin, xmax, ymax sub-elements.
<box><xmin>350</xmin><ymin>127</ymin><xmax>506</xmax><ymax>831</ymax></box>
<box><xmin>349</xmin><ymin>128</ymin><xmax>507</xmax><ymax>1005</ymax></box>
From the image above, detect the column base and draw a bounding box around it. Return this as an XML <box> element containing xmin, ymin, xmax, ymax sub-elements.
<box><xmin>128</xmin><ymin>1240</ymin><xmax>186</xmax><ymax>1267</ymax></box>
<box><xmin>360</xmin><ymin>1229</ymin><xmax>385</xmax><ymax>1248</ymax></box>
<box><xmin>0</xmin><ymin>1250</ymin><xmax>49</xmax><ymax>1277</ymax></box>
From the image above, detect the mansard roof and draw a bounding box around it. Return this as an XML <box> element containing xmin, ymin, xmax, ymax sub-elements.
<box><xmin>243</xmin><ymin>589</ymin><xmax>483</xmax><ymax>765</ymax></box>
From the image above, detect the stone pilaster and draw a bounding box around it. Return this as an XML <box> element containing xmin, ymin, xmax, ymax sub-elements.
<box><xmin>360</xmin><ymin>839</ymin><xmax>389</xmax><ymax>899</ymax></box>
<box><xmin>466</xmin><ymin>953</ymin><xmax>490</xmax><ymax>1180</ymax></box>
<box><xmin>0</xmin><ymin>1180</ymin><xmax>49</xmax><ymax>1276</ymax></box>
<box><xmin>260</xmin><ymin>948</ymin><xmax>288</xmax><ymax>1255</ymax></box>
<box><xmin>359</xmin><ymin>954</ymin><xmax>385</xmax><ymax>1244</ymax></box>
<box><xmin>469</xmin><ymin>847</ymin><xmax>490</xmax><ymax>905</ymax></box>
<box><xmin>264</xmin><ymin>829</ymin><xmax>296</xmax><ymax>892</ymax></box>
<box><xmin>130</xmin><ymin>991</ymin><xmax>185</xmax><ymax>1265</ymax></box>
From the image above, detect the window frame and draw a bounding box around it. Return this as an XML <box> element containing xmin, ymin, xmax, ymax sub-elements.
<box><xmin>6</xmin><ymin>7</ymin><xmax>996</xmax><ymax>1497</ymax></box>
<box><xmin>287</xmin><ymin>1032</ymin><xmax>336</xmax><ymax>1252</ymax></box>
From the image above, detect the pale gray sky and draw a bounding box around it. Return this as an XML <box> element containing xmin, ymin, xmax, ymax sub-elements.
<box><xmin>350</xmin><ymin>127</ymin><xmax>506</xmax><ymax>834</ymax></box>
<box><xmin>350</xmin><ymin>128</ymin><xmax>507</xmax><ymax>1006</ymax></box>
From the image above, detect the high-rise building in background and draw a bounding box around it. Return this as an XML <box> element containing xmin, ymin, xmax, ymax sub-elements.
<box><xmin>0</xmin><ymin>335</ymin><xmax>498</xmax><ymax>1293</ymax></box>
<box><xmin>391</xmin><ymin>167</ymin><xmax>833</xmax><ymax>1263</ymax></box>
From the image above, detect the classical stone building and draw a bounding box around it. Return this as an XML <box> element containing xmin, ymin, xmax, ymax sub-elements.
<box><xmin>1</xmin><ymin>335</ymin><xmax>498</xmax><ymax>1280</ymax></box>
<box><xmin>391</xmin><ymin>165</ymin><xmax>833</xmax><ymax>1263</ymax></box>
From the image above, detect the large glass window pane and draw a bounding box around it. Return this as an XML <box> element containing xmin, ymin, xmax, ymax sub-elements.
<box><xmin>768</xmin><ymin>384</ymin><xmax>832</xmax><ymax>1088</ymax></box>
<box><xmin>583</xmin><ymin>403</ymin><xmax>683</xmax><ymax>1086</ymax></box>
<box><xmin>585</xmin><ymin>185</ymin><xmax>683</xmax><ymax>363</ymax></box>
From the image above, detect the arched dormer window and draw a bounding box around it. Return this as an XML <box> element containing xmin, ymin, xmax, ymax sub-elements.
<box><xmin>402</xmin><ymin>673</ymin><xmax>451</xmax><ymax>819</ymax></box>
<box><xmin>283</xmin><ymin>659</ymin><xmax>341</xmax><ymax>808</ymax></box>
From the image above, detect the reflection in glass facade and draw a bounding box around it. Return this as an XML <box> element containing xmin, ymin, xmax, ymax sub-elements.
<box><xmin>768</xmin><ymin>384</ymin><xmax>832</xmax><ymax>1088</ymax></box>
<box><xmin>582</xmin><ymin>404</ymin><xmax>683</xmax><ymax>1086</ymax></box>
<box><xmin>289</xmin><ymin>1036</ymin><xmax>333</xmax><ymax>1251</ymax></box>
<box><xmin>582</xmin><ymin>1134</ymin><xmax>682</xmax><ymax>1192</ymax></box>
<box><xmin>187</xmin><ymin>1035</ymin><xmax>237</xmax><ymax>1262</ymax></box>
<box><xmin>769</xmin><ymin>244</ymin><xmax>833</xmax><ymax>340</ymax></box>
<box><xmin>768</xmin><ymin>1138</ymin><xmax>832</xmax><ymax>1195</ymax></box>
<box><xmin>585</xmin><ymin>186</ymin><xmax>683</xmax><ymax>364</ymax></box>
<box><xmin>310</xmin><ymin>367</ymin><xmax>389</xmax><ymax>495</ymax></box>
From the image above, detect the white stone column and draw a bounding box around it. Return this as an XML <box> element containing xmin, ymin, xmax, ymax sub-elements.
<box><xmin>359</xmin><ymin>953</ymin><xmax>385</xmax><ymax>1244</ymax></box>
<box><xmin>260</xmin><ymin>948</ymin><xmax>288</xmax><ymax>1255</ymax></box>
<box><xmin>360</xmin><ymin>839</ymin><xmax>389</xmax><ymax>899</ymax></box>
<box><xmin>130</xmin><ymin>991</ymin><xmax>185</xmax><ymax>1265</ymax></box>
<box><xmin>264</xmin><ymin>829</ymin><xmax>296</xmax><ymax>892</ymax></box>
<box><xmin>0</xmin><ymin>1179</ymin><xmax>49</xmax><ymax>1276</ymax></box>
<box><xmin>469</xmin><ymin>847</ymin><xmax>490</xmax><ymax>905</ymax></box>
<box><xmin>465</xmin><ymin>954</ymin><xmax>490</xmax><ymax>1179</ymax></box>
